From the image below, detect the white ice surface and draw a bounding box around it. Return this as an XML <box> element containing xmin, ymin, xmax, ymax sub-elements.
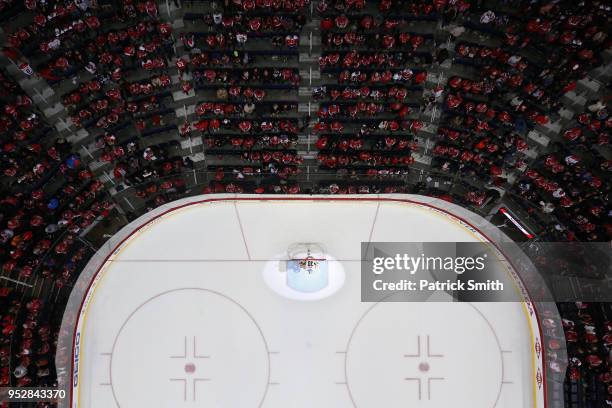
<box><xmin>76</xmin><ymin>199</ymin><xmax>536</xmax><ymax>408</ymax></box>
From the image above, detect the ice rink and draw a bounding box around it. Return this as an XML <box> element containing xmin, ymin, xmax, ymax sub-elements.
<box><xmin>63</xmin><ymin>195</ymin><xmax>546</xmax><ymax>408</ymax></box>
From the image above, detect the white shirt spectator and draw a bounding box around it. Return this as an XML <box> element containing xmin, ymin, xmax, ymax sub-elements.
<box><xmin>75</xmin><ymin>0</ymin><xmax>90</xmax><ymax>11</ymax></box>
<box><xmin>480</xmin><ymin>11</ymin><xmax>496</xmax><ymax>24</ymax></box>
<box><xmin>508</xmin><ymin>55</ymin><xmax>522</xmax><ymax>66</ymax></box>
<box><xmin>565</xmin><ymin>155</ymin><xmax>579</xmax><ymax>165</ymax></box>
<box><xmin>85</xmin><ymin>62</ymin><xmax>97</xmax><ymax>75</ymax></box>
<box><xmin>510</xmin><ymin>96</ymin><xmax>523</xmax><ymax>107</ymax></box>
<box><xmin>552</xmin><ymin>188</ymin><xmax>566</xmax><ymax>199</ymax></box>
<box><xmin>540</xmin><ymin>201</ymin><xmax>555</xmax><ymax>213</ymax></box>
<box><xmin>243</xmin><ymin>103</ymin><xmax>255</xmax><ymax>114</ymax></box>
<box><xmin>588</xmin><ymin>100</ymin><xmax>605</xmax><ymax>113</ymax></box>
<box><xmin>48</xmin><ymin>38</ymin><xmax>61</xmax><ymax>50</ymax></box>
<box><xmin>236</xmin><ymin>33</ymin><xmax>248</xmax><ymax>44</ymax></box>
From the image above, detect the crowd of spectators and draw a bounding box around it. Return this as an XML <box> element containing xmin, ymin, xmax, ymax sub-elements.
<box><xmin>315</xmin><ymin>5</ymin><xmax>433</xmax><ymax>181</ymax></box>
<box><xmin>0</xmin><ymin>0</ymin><xmax>172</xmax><ymax>396</ymax></box>
<box><xmin>176</xmin><ymin>0</ymin><xmax>309</xmax><ymax>195</ymax></box>
<box><xmin>514</xmin><ymin>104</ymin><xmax>610</xmax><ymax>242</ymax></box>
<box><xmin>559</xmin><ymin>302</ymin><xmax>612</xmax><ymax>407</ymax></box>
